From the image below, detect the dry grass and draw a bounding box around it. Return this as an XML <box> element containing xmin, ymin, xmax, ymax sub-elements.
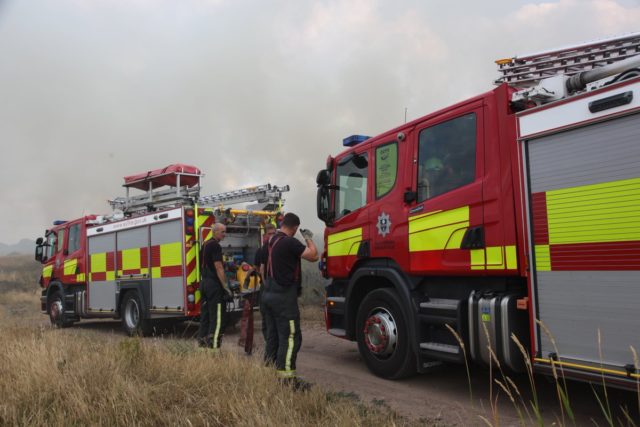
<box><xmin>0</xmin><ymin>319</ymin><xmax>411</xmax><ymax>426</ymax></box>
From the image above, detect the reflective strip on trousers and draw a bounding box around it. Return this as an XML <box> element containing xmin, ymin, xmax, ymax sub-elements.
<box><xmin>212</xmin><ymin>303</ymin><xmax>222</xmax><ymax>349</ymax></box>
<box><xmin>277</xmin><ymin>369</ymin><xmax>296</xmax><ymax>378</ymax></box>
<box><xmin>285</xmin><ymin>319</ymin><xmax>295</xmax><ymax>372</ymax></box>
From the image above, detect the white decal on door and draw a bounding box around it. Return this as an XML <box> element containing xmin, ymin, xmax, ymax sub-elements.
<box><xmin>376</xmin><ymin>212</ymin><xmax>391</xmax><ymax>238</ymax></box>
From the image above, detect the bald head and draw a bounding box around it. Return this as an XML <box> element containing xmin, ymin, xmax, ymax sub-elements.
<box><xmin>212</xmin><ymin>223</ymin><xmax>226</xmax><ymax>241</ymax></box>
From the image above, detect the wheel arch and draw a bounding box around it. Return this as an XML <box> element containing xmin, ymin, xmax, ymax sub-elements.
<box><xmin>117</xmin><ymin>280</ymin><xmax>151</xmax><ymax>319</ymax></box>
<box><xmin>45</xmin><ymin>281</ymin><xmax>65</xmax><ymax>306</ymax></box>
<box><xmin>345</xmin><ymin>260</ymin><xmax>418</xmax><ymax>353</ymax></box>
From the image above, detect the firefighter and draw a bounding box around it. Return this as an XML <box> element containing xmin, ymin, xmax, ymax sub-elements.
<box><xmin>254</xmin><ymin>223</ymin><xmax>276</xmax><ymax>343</ymax></box>
<box><xmin>261</xmin><ymin>213</ymin><xmax>318</xmax><ymax>381</ymax></box>
<box><xmin>197</xmin><ymin>223</ymin><xmax>232</xmax><ymax>350</ymax></box>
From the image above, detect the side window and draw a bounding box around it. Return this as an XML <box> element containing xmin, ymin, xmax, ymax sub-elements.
<box><xmin>375</xmin><ymin>142</ymin><xmax>398</xmax><ymax>199</ymax></box>
<box><xmin>57</xmin><ymin>229</ymin><xmax>66</xmax><ymax>254</ymax></box>
<box><xmin>68</xmin><ymin>224</ymin><xmax>81</xmax><ymax>253</ymax></box>
<box><xmin>335</xmin><ymin>152</ymin><xmax>368</xmax><ymax>219</ymax></box>
<box><xmin>417</xmin><ymin>113</ymin><xmax>476</xmax><ymax>201</ymax></box>
<box><xmin>46</xmin><ymin>233</ymin><xmax>57</xmax><ymax>259</ymax></box>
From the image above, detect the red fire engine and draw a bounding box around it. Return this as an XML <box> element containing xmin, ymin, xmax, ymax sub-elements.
<box><xmin>317</xmin><ymin>34</ymin><xmax>640</xmax><ymax>389</ymax></box>
<box><xmin>35</xmin><ymin>164</ymin><xmax>288</xmax><ymax>335</ymax></box>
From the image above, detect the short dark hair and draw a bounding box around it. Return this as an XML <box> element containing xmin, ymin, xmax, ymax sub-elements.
<box><xmin>281</xmin><ymin>212</ymin><xmax>300</xmax><ymax>228</ymax></box>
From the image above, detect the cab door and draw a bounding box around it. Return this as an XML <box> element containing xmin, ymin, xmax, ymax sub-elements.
<box><xmin>368</xmin><ymin>138</ymin><xmax>410</xmax><ymax>268</ymax></box>
<box><xmin>52</xmin><ymin>226</ymin><xmax>67</xmax><ymax>281</ymax></box>
<box><xmin>406</xmin><ymin>102</ymin><xmax>485</xmax><ymax>274</ymax></box>
<box><xmin>326</xmin><ymin>149</ymin><xmax>370</xmax><ymax>279</ymax></box>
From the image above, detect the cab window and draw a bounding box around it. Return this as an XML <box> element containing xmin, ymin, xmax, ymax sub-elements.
<box><xmin>335</xmin><ymin>152</ymin><xmax>368</xmax><ymax>219</ymax></box>
<box><xmin>417</xmin><ymin>113</ymin><xmax>476</xmax><ymax>201</ymax></box>
<box><xmin>375</xmin><ymin>142</ymin><xmax>397</xmax><ymax>199</ymax></box>
<box><xmin>57</xmin><ymin>229</ymin><xmax>66</xmax><ymax>253</ymax></box>
<box><xmin>68</xmin><ymin>224</ymin><xmax>81</xmax><ymax>253</ymax></box>
<box><xmin>45</xmin><ymin>233</ymin><xmax>57</xmax><ymax>260</ymax></box>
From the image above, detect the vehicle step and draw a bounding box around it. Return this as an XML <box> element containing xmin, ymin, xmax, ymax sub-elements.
<box><xmin>327</xmin><ymin>297</ymin><xmax>345</xmax><ymax>303</ymax></box>
<box><xmin>420</xmin><ymin>298</ymin><xmax>459</xmax><ymax>311</ymax></box>
<box><xmin>328</xmin><ymin>328</ymin><xmax>346</xmax><ymax>337</ymax></box>
<box><xmin>420</xmin><ymin>342</ymin><xmax>461</xmax><ymax>355</ymax></box>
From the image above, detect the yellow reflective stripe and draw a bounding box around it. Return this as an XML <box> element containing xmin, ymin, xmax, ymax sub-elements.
<box><xmin>534</xmin><ymin>358</ymin><xmax>640</xmax><ymax>379</ymax></box>
<box><xmin>121</xmin><ymin>248</ymin><xmax>141</xmax><ymax>271</ymax></box>
<box><xmin>471</xmin><ymin>246</ymin><xmax>518</xmax><ymax>270</ymax></box>
<box><xmin>471</xmin><ymin>249</ymin><xmax>485</xmax><ymax>270</ymax></box>
<box><xmin>76</xmin><ymin>273</ymin><xmax>86</xmax><ymax>282</ymax></box>
<box><xmin>327</xmin><ymin>227</ymin><xmax>362</xmax><ymax>244</ymax></box>
<box><xmin>186</xmin><ymin>246</ymin><xmax>197</xmax><ymax>283</ymax></box>
<box><xmin>63</xmin><ymin>259</ymin><xmax>78</xmax><ymax>275</ymax></box>
<box><xmin>486</xmin><ymin>247</ymin><xmax>505</xmax><ymax>270</ymax></box>
<box><xmin>106</xmin><ymin>271</ymin><xmax>115</xmax><ymax>281</ymax></box>
<box><xmin>160</xmin><ymin>242</ymin><xmax>183</xmax><ymax>266</ymax></box>
<box><xmin>546</xmin><ymin>177</ymin><xmax>640</xmax><ymax>245</ymax></box>
<box><xmin>212</xmin><ymin>303</ymin><xmax>222</xmax><ymax>349</ymax></box>
<box><xmin>151</xmin><ymin>267</ymin><xmax>161</xmax><ymax>277</ymax></box>
<box><xmin>195</xmin><ymin>289</ymin><xmax>201</xmax><ymax>304</ymax></box>
<box><xmin>535</xmin><ymin>245</ymin><xmax>551</xmax><ymax>271</ymax></box>
<box><xmin>505</xmin><ymin>246</ymin><xmax>517</xmax><ymax>270</ymax></box>
<box><xmin>327</xmin><ymin>228</ymin><xmax>362</xmax><ymax>257</ymax></box>
<box><xmin>286</xmin><ymin>319</ymin><xmax>295</xmax><ymax>372</ymax></box>
<box><xmin>409</xmin><ymin>206</ymin><xmax>469</xmax><ymax>251</ymax></box>
<box><xmin>90</xmin><ymin>253</ymin><xmax>106</xmax><ymax>272</ymax></box>
<box><xmin>42</xmin><ymin>265</ymin><xmax>53</xmax><ymax>278</ymax></box>
<box><xmin>277</xmin><ymin>369</ymin><xmax>296</xmax><ymax>378</ymax></box>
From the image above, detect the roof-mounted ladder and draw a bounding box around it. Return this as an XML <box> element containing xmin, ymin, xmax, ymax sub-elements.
<box><xmin>495</xmin><ymin>32</ymin><xmax>640</xmax><ymax>88</ymax></box>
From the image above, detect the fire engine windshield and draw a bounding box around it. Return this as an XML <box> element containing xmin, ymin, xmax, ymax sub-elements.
<box><xmin>335</xmin><ymin>152</ymin><xmax>368</xmax><ymax>219</ymax></box>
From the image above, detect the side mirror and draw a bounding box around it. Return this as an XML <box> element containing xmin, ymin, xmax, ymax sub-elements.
<box><xmin>35</xmin><ymin>245</ymin><xmax>44</xmax><ymax>262</ymax></box>
<box><xmin>404</xmin><ymin>191</ymin><xmax>417</xmax><ymax>204</ymax></box>
<box><xmin>36</xmin><ymin>237</ymin><xmax>44</xmax><ymax>245</ymax></box>
<box><xmin>316</xmin><ymin>169</ymin><xmax>331</xmax><ymax>186</ymax></box>
<box><xmin>316</xmin><ymin>186</ymin><xmax>332</xmax><ymax>226</ymax></box>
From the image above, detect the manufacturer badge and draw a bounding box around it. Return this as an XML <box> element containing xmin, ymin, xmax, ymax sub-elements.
<box><xmin>376</xmin><ymin>212</ymin><xmax>391</xmax><ymax>237</ymax></box>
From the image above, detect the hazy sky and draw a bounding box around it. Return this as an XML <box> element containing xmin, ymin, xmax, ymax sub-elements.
<box><xmin>0</xmin><ymin>0</ymin><xmax>638</xmax><ymax>244</ymax></box>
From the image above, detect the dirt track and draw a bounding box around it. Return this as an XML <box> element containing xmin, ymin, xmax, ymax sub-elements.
<box><xmin>65</xmin><ymin>317</ymin><xmax>639</xmax><ymax>426</ymax></box>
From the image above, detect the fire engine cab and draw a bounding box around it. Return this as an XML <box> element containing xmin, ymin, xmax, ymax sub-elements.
<box><xmin>35</xmin><ymin>164</ymin><xmax>289</xmax><ymax>336</ymax></box>
<box><xmin>317</xmin><ymin>34</ymin><xmax>640</xmax><ymax>389</ymax></box>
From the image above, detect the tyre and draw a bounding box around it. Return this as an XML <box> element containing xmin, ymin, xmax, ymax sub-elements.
<box><xmin>121</xmin><ymin>291</ymin><xmax>152</xmax><ymax>336</ymax></box>
<box><xmin>356</xmin><ymin>288</ymin><xmax>417</xmax><ymax>379</ymax></box>
<box><xmin>48</xmin><ymin>288</ymin><xmax>74</xmax><ymax>328</ymax></box>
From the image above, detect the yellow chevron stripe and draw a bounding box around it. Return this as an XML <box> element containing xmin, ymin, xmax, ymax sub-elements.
<box><xmin>63</xmin><ymin>258</ymin><xmax>78</xmax><ymax>276</ymax></box>
<box><xmin>409</xmin><ymin>206</ymin><xmax>469</xmax><ymax>252</ymax></box>
<box><xmin>42</xmin><ymin>265</ymin><xmax>53</xmax><ymax>279</ymax></box>
<box><xmin>327</xmin><ymin>227</ymin><xmax>363</xmax><ymax>257</ymax></box>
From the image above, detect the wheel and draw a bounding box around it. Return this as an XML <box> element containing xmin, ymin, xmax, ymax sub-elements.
<box><xmin>121</xmin><ymin>291</ymin><xmax>152</xmax><ymax>336</ymax></box>
<box><xmin>356</xmin><ymin>288</ymin><xmax>417</xmax><ymax>379</ymax></box>
<box><xmin>48</xmin><ymin>288</ymin><xmax>74</xmax><ymax>328</ymax></box>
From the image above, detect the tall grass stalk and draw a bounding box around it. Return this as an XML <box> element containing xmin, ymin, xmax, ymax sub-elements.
<box><xmin>445</xmin><ymin>323</ymin><xmax>473</xmax><ymax>402</ymax></box>
<box><xmin>592</xmin><ymin>328</ymin><xmax>614</xmax><ymax>427</ymax></box>
<box><xmin>631</xmin><ymin>345</ymin><xmax>639</xmax><ymax>421</ymax></box>
<box><xmin>511</xmin><ymin>334</ymin><xmax>543</xmax><ymax>426</ymax></box>
<box><xmin>536</xmin><ymin>319</ymin><xmax>575</xmax><ymax>425</ymax></box>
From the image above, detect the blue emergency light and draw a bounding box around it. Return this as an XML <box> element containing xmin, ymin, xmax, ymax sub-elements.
<box><xmin>52</xmin><ymin>220</ymin><xmax>67</xmax><ymax>226</ymax></box>
<box><xmin>343</xmin><ymin>135</ymin><xmax>370</xmax><ymax>147</ymax></box>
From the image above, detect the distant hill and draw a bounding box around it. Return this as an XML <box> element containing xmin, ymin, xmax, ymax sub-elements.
<box><xmin>0</xmin><ymin>254</ymin><xmax>41</xmax><ymax>292</ymax></box>
<box><xmin>0</xmin><ymin>239</ymin><xmax>35</xmax><ymax>256</ymax></box>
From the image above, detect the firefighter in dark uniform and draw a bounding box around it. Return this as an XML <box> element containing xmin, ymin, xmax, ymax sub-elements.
<box><xmin>255</xmin><ymin>223</ymin><xmax>276</xmax><ymax>343</ymax></box>
<box><xmin>197</xmin><ymin>223</ymin><xmax>232</xmax><ymax>350</ymax></box>
<box><xmin>262</xmin><ymin>213</ymin><xmax>318</xmax><ymax>379</ymax></box>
